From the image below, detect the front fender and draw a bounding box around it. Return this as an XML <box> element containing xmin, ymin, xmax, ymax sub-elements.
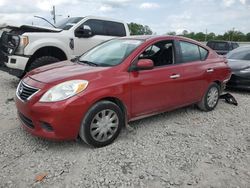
<box><xmin>24</xmin><ymin>38</ymin><xmax>71</xmax><ymax>59</ymax></box>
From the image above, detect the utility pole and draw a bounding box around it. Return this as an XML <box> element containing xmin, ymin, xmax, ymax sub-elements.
<box><xmin>231</xmin><ymin>27</ymin><xmax>235</xmax><ymax>41</ymax></box>
<box><xmin>205</xmin><ymin>28</ymin><xmax>208</xmax><ymax>42</ymax></box>
<box><xmin>51</xmin><ymin>5</ymin><xmax>56</xmax><ymax>24</ymax></box>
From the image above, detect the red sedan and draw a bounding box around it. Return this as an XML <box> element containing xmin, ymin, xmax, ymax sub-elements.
<box><xmin>15</xmin><ymin>36</ymin><xmax>231</xmax><ymax>147</ymax></box>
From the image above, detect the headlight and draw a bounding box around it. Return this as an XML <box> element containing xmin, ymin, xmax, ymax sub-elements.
<box><xmin>240</xmin><ymin>67</ymin><xmax>250</xmax><ymax>73</ymax></box>
<box><xmin>20</xmin><ymin>36</ymin><xmax>29</xmax><ymax>47</ymax></box>
<box><xmin>15</xmin><ymin>36</ymin><xmax>29</xmax><ymax>55</ymax></box>
<box><xmin>40</xmin><ymin>80</ymin><xmax>88</xmax><ymax>102</ymax></box>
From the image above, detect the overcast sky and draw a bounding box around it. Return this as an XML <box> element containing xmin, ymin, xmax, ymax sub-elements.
<box><xmin>0</xmin><ymin>0</ymin><xmax>250</xmax><ymax>34</ymax></box>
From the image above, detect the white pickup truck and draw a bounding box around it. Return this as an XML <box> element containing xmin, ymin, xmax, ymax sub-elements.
<box><xmin>0</xmin><ymin>16</ymin><xmax>130</xmax><ymax>78</ymax></box>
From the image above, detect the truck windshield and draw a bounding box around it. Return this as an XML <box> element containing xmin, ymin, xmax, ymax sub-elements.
<box><xmin>56</xmin><ymin>17</ymin><xmax>83</xmax><ymax>30</ymax></box>
<box><xmin>79</xmin><ymin>39</ymin><xmax>143</xmax><ymax>67</ymax></box>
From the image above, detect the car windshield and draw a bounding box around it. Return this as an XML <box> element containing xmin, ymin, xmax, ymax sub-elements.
<box><xmin>55</xmin><ymin>17</ymin><xmax>83</xmax><ymax>30</ymax></box>
<box><xmin>78</xmin><ymin>39</ymin><xmax>143</xmax><ymax>67</ymax></box>
<box><xmin>227</xmin><ymin>47</ymin><xmax>250</xmax><ymax>61</ymax></box>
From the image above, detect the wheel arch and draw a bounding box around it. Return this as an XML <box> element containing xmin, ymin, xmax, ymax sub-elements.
<box><xmin>93</xmin><ymin>97</ymin><xmax>129</xmax><ymax>125</ymax></box>
<box><xmin>213</xmin><ymin>80</ymin><xmax>222</xmax><ymax>93</ymax></box>
<box><xmin>25</xmin><ymin>46</ymin><xmax>68</xmax><ymax>71</ymax></box>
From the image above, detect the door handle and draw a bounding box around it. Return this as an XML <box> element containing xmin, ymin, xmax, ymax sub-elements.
<box><xmin>207</xmin><ymin>68</ymin><xmax>214</xmax><ymax>73</ymax></box>
<box><xmin>170</xmin><ymin>74</ymin><xmax>180</xmax><ymax>79</ymax></box>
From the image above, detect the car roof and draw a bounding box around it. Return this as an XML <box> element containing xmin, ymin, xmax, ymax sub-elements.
<box><xmin>122</xmin><ymin>35</ymin><xmax>201</xmax><ymax>42</ymax></box>
<box><xmin>207</xmin><ymin>40</ymin><xmax>238</xmax><ymax>43</ymax></box>
<box><xmin>121</xmin><ymin>35</ymin><xmax>208</xmax><ymax>48</ymax></box>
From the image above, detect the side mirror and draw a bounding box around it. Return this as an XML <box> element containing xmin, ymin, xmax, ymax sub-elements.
<box><xmin>132</xmin><ymin>59</ymin><xmax>154</xmax><ymax>71</ymax></box>
<box><xmin>75</xmin><ymin>25</ymin><xmax>93</xmax><ymax>38</ymax></box>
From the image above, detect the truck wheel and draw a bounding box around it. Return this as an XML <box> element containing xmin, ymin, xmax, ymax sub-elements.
<box><xmin>79</xmin><ymin>101</ymin><xmax>124</xmax><ymax>147</ymax></box>
<box><xmin>197</xmin><ymin>83</ymin><xmax>220</xmax><ymax>111</ymax></box>
<box><xmin>28</xmin><ymin>56</ymin><xmax>60</xmax><ymax>71</ymax></box>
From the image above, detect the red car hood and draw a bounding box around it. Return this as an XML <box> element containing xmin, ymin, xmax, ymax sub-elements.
<box><xmin>27</xmin><ymin>61</ymin><xmax>108</xmax><ymax>83</ymax></box>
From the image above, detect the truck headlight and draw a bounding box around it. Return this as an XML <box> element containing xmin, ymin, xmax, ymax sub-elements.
<box><xmin>20</xmin><ymin>36</ymin><xmax>29</xmax><ymax>47</ymax></box>
<box><xmin>15</xmin><ymin>36</ymin><xmax>29</xmax><ymax>55</ymax></box>
<box><xmin>40</xmin><ymin>80</ymin><xmax>88</xmax><ymax>102</ymax></box>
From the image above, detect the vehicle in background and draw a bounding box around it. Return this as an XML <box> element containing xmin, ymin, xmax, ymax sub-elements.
<box><xmin>226</xmin><ymin>46</ymin><xmax>250</xmax><ymax>90</ymax></box>
<box><xmin>206</xmin><ymin>40</ymin><xmax>239</xmax><ymax>55</ymax></box>
<box><xmin>15</xmin><ymin>36</ymin><xmax>231</xmax><ymax>147</ymax></box>
<box><xmin>0</xmin><ymin>16</ymin><xmax>130</xmax><ymax>78</ymax></box>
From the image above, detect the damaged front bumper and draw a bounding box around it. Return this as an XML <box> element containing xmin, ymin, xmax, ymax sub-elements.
<box><xmin>0</xmin><ymin>31</ymin><xmax>29</xmax><ymax>77</ymax></box>
<box><xmin>0</xmin><ymin>54</ymin><xmax>28</xmax><ymax>77</ymax></box>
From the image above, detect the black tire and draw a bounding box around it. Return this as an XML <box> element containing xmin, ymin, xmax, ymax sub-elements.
<box><xmin>197</xmin><ymin>83</ymin><xmax>220</xmax><ymax>111</ymax></box>
<box><xmin>79</xmin><ymin>101</ymin><xmax>124</xmax><ymax>147</ymax></box>
<box><xmin>27</xmin><ymin>56</ymin><xmax>60</xmax><ymax>72</ymax></box>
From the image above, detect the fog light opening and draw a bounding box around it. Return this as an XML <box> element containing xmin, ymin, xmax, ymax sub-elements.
<box><xmin>40</xmin><ymin>122</ymin><xmax>54</xmax><ymax>132</ymax></box>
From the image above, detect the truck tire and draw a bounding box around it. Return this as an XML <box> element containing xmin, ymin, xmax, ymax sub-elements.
<box><xmin>27</xmin><ymin>56</ymin><xmax>60</xmax><ymax>72</ymax></box>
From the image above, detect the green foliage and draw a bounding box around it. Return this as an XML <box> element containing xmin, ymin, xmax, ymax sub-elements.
<box><xmin>179</xmin><ymin>30</ymin><xmax>250</xmax><ymax>42</ymax></box>
<box><xmin>128</xmin><ymin>22</ymin><xmax>153</xmax><ymax>35</ymax></box>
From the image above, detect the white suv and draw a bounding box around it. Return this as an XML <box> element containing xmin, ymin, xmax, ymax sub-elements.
<box><xmin>0</xmin><ymin>16</ymin><xmax>130</xmax><ymax>78</ymax></box>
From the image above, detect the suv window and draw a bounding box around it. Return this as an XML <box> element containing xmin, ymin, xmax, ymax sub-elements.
<box><xmin>83</xmin><ymin>19</ymin><xmax>126</xmax><ymax>37</ymax></box>
<box><xmin>180</xmin><ymin>41</ymin><xmax>200</xmax><ymax>63</ymax></box>
<box><xmin>213</xmin><ymin>42</ymin><xmax>229</xmax><ymax>51</ymax></box>
<box><xmin>139</xmin><ymin>41</ymin><xmax>174</xmax><ymax>67</ymax></box>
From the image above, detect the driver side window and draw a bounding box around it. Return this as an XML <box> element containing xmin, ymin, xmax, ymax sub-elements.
<box><xmin>139</xmin><ymin>41</ymin><xmax>174</xmax><ymax>67</ymax></box>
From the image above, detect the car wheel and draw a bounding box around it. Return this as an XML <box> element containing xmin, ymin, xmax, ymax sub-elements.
<box><xmin>28</xmin><ymin>56</ymin><xmax>60</xmax><ymax>72</ymax></box>
<box><xmin>197</xmin><ymin>83</ymin><xmax>220</xmax><ymax>111</ymax></box>
<box><xmin>79</xmin><ymin>101</ymin><xmax>124</xmax><ymax>147</ymax></box>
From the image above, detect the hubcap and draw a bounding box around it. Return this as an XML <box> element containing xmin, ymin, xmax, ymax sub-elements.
<box><xmin>90</xmin><ymin>109</ymin><xmax>119</xmax><ymax>142</ymax></box>
<box><xmin>207</xmin><ymin>87</ymin><xmax>219</xmax><ymax>108</ymax></box>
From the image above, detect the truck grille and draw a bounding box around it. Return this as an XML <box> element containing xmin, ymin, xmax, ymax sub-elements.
<box><xmin>0</xmin><ymin>31</ymin><xmax>19</xmax><ymax>55</ymax></box>
<box><xmin>17</xmin><ymin>81</ymin><xmax>39</xmax><ymax>101</ymax></box>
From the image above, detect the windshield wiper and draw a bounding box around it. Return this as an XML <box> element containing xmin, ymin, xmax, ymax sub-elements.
<box><xmin>78</xmin><ymin>60</ymin><xmax>98</xmax><ymax>67</ymax></box>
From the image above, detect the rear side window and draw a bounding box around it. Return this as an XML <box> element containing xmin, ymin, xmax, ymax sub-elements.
<box><xmin>104</xmin><ymin>21</ymin><xmax>126</xmax><ymax>36</ymax></box>
<box><xmin>180</xmin><ymin>41</ymin><xmax>200</xmax><ymax>63</ymax></box>
<box><xmin>199</xmin><ymin>47</ymin><xmax>209</xmax><ymax>61</ymax></box>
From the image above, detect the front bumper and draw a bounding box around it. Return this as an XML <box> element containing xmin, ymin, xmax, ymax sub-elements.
<box><xmin>227</xmin><ymin>74</ymin><xmax>250</xmax><ymax>90</ymax></box>
<box><xmin>1</xmin><ymin>54</ymin><xmax>29</xmax><ymax>77</ymax></box>
<box><xmin>15</xmin><ymin>77</ymin><xmax>90</xmax><ymax>140</ymax></box>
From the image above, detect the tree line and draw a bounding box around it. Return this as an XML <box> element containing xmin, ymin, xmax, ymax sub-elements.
<box><xmin>128</xmin><ymin>23</ymin><xmax>250</xmax><ymax>42</ymax></box>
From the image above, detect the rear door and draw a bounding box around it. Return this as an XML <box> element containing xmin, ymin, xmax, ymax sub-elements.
<box><xmin>174</xmin><ymin>40</ymin><xmax>211</xmax><ymax>104</ymax></box>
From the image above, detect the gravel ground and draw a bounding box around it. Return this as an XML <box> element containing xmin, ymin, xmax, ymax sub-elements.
<box><xmin>0</xmin><ymin>71</ymin><xmax>249</xmax><ymax>188</ymax></box>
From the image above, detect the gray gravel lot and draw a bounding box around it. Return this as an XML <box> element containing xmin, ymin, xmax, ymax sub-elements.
<box><xmin>0</xmin><ymin>71</ymin><xmax>249</xmax><ymax>188</ymax></box>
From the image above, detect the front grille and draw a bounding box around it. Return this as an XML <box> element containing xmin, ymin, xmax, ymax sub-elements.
<box><xmin>17</xmin><ymin>81</ymin><xmax>39</xmax><ymax>101</ymax></box>
<box><xmin>18</xmin><ymin>112</ymin><xmax>34</xmax><ymax>129</ymax></box>
<box><xmin>0</xmin><ymin>31</ymin><xmax>19</xmax><ymax>55</ymax></box>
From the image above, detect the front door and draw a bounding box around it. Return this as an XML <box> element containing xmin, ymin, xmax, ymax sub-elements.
<box><xmin>130</xmin><ymin>40</ymin><xmax>186</xmax><ymax>118</ymax></box>
<box><xmin>74</xmin><ymin>19</ymin><xmax>114</xmax><ymax>56</ymax></box>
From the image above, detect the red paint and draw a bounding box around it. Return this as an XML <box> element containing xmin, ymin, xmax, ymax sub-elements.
<box><xmin>15</xmin><ymin>36</ymin><xmax>231</xmax><ymax>140</ymax></box>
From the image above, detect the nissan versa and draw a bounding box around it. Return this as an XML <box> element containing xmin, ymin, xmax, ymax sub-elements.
<box><xmin>15</xmin><ymin>36</ymin><xmax>231</xmax><ymax>147</ymax></box>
